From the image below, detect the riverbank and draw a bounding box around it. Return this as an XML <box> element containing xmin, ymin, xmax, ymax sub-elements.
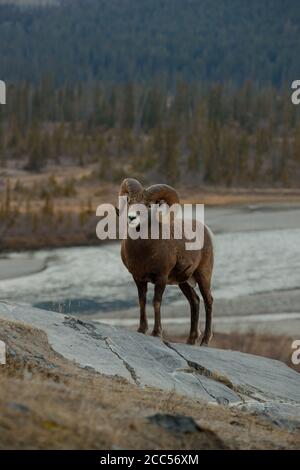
<box><xmin>2</xmin><ymin>199</ymin><xmax>300</xmax><ymax>267</ymax></box>
<box><xmin>2</xmin><ymin>172</ymin><xmax>300</xmax><ymax>252</ymax></box>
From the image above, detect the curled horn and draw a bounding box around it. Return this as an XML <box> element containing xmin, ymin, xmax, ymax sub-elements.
<box><xmin>119</xmin><ymin>178</ymin><xmax>143</xmax><ymax>199</ymax></box>
<box><xmin>145</xmin><ymin>184</ymin><xmax>180</xmax><ymax>206</ymax></box>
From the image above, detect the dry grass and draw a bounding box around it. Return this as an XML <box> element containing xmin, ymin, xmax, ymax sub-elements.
<box><xmin>0</xmin><ymin>319</ymin><xmax>299</xmax><ymax>450</ymax></box>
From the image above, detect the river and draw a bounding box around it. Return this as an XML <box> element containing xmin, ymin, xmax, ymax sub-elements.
<box><xmin>1</xmin><ymin>204</ymin><xmax>300</xmax><ymax>335</ymax></box>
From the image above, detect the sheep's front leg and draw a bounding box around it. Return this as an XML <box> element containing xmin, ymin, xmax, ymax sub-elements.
<box><xmin>152</xmin><ymin>278</ymin><xmax>166</xmax><ymax>338</ymax></box>
<box><xmin>135</xmin><ymin>279</ymin><xmax>148</xmax><ymax>334</ymax></box>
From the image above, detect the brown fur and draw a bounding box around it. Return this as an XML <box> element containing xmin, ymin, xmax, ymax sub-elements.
<box><xmin>119</xmin><ymin>178</ymin><xmax>214</xmax><ymax>346</ymax></box>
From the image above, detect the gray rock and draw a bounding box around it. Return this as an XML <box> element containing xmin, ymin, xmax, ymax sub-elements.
<box><xmin>0</xmin><ymin>301</ymin><xmax>299</xmax><ymax>430</ymax></box>
<box><xmin>8</xmin><ymin>402</ymin><xmax>31</xmax><ymax>414</ymax></box>
<box><xmin>147</xmin><ymin>414</ymin><xmax>201</xmax><ymax>433</ymax></box>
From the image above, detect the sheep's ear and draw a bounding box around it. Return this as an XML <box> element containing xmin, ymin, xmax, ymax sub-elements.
<box><xmin>115</xmin><ymin>206</ymin><xmax>120</xmax><ymax>217</ymax></box>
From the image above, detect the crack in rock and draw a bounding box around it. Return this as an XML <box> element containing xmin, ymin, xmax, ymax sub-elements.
<box><xmin>58</xmin><ymin>318</ymin><xmax>294</xmax><ymax>405</ymax></box>
<box><xmin>164</xmin><ymin>341</ymin><xmax>256</xmax><ymax>403</ymax></box>
<box><xmin>63</xmin><ymin>317</ymin><xmax>140</xmax><ymax>385</ymax></box>
<box><xmin>104</xmin><ymin>337</ymin><xmax>140</xmax><ymax>386</ymax></box>
<box><xmin>168</xmin><ymin>342</ymin><xmax>286</xmax><ymax>404</ymax></box>
<box><xmin>63</xmin><ymin>317</ymin><xmax>105</xmax><ymax>340</ymax></box>
<box><xmin>164</xmin><ymin>341</ymin><xmax>229</xmax><ymax>402</ymax></box>
<box><xmin>175</xmin><ymin>367</ymin><xmax>229</xmax><ymax>405</ymax></box>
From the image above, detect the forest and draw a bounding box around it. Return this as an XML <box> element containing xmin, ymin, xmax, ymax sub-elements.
<box><xmin>1</xmin><ymin>0</ymin><xmax>300</xmax><ymax>188</ymax></box>
<box><xmin>0</xmin><ymin>0</ymin><xmax>300</xmax><ymax>250</ymax></box>
<box><xmin>1</xmin><ymin>80</ymin><xmax>300</xmax><ymax>187</ymax></box>
<box><xmin>0</xmin><ymin>0</ymin><xmax>300</xmax><ymax>86</ymax></box>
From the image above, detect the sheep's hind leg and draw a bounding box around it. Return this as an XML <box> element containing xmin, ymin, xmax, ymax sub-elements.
<box><xmin>151</xmin><ymin>278</ymin><xmax>166</xmax><ymax>338</ymax></box>
<box><xmin>195</xmin><ymin>273</ymin><xmax>213</xmax><ymax>346</ymax></box>
<box><xmin>179</xmin><ymin>282</ymin><xmax>200</xmax><ymax>345</ymax></box>
<box><xmin>135</xmin><ymin>280</ymin><xmax>148</xmax><ymax>334</ymax></box>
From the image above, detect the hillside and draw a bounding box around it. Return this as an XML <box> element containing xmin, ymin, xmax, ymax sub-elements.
<box><xmin>0</xmin><ymin>0</ymin><xmax>300</xmax><ymax>85</ymax></box>
<box><xmin>0</xmin><ymin>302</ymin><xmax>299</xmax><ymax>449</ymax></box>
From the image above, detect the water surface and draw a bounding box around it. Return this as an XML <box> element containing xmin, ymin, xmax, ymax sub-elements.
<box><xmin>1</xmin><ymin>228</ymin><xmax>299</xmax><ymax>316</ymax></box>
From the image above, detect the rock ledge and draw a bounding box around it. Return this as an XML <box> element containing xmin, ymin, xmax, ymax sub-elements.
<box><xmin>0</xmin><ymin>301</ymin><xmax>299</xmax><ymax>431</ymax></box>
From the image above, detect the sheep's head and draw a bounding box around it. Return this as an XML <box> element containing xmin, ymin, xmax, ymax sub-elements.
<box><xmin>118</xmin><ymin>178</ymin><xmax>180</xmax><ymax>230</ymax></box>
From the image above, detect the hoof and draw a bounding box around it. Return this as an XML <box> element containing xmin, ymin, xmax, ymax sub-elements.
<box><xmin>186</xmin><ymin>336</ymin><xmax>198</xmax><ymax>345</ymax></box>
<box><xmin>200</xmin><ymin>333</ymin><xmax>213</xmax><ymax>346</ymax></box>
<box><xmin>186</xmin><ymin>331</ymin><xmax>200</xmax><ymax>346</ymax></box>
<box><xmin>151</xmin><ymin>329</ymin><xmax>163</xmax><ymax>338</ymax></box>
<box><xmin>137</xmin><ymin>326</ymin><xmax>148</xmax><ymax>334</ymax></box>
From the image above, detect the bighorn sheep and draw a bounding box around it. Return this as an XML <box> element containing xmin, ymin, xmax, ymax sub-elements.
<box><xmin>118</xmin><ymin>178</ymin><xmax>214</xmax><ymax>346</ymax></box>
